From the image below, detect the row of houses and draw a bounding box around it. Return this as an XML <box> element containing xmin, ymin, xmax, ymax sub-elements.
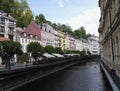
<box><xmin>0</xmin><ymin>10</ymin><xmax>100</xmax><ymax>56</ymax></box>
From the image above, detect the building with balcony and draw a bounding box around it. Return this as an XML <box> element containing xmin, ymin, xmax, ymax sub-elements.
<box><xmin>0</xmin><ymin>10</ymin><xmax>16</xmax><ymax>41</ymax></box>
<box><xmin>88</xmin><ymin>35</ymin><xmax>100</xmax><ymax>55</ymax></box>
<box><xmin>98</xmin><ymin>0</ymin><xmax>120</xmax><ymax>78</ymax></box>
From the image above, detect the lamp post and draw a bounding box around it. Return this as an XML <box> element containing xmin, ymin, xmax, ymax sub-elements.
<box><xmin>29</xmin><ymin>52</ymin><xmax>31</xmax><ymax>63</ymax></box>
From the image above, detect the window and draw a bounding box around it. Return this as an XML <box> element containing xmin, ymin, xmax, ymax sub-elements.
<box><xmin>8</xmin><ymin>27</ymin><xmax>14</xmax><ymax>33</ymax></box>
<box><xmin>24</xmin><ymin>33</ymin><xmax>27</xmax><ymax>37</ymax></box>
<box><xmin>0</xmin><ymin>26</ymin><xmax>5</xmax><ymax>32</ymax></box>
<box><xmin>0</xmin><ymin>18</ymin><xmax>5</xmax><ymax>24</ymax></box>
<box><xmin>22</xmin><ymin>39</ymin><xmax>24</xmax><ymax>43</ymax></box>
<box><xmin>25</xmin><ymin>39</ymin><xmax>27</xmax><ymax>43</ymax></box>
<box><xmin>30</xmin><ymin>34</ymin><xmax>33</xmax><ymax>38</ymax></box>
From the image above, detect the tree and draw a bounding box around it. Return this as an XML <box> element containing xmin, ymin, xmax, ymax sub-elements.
<box><xmin>27</xmin><ymin>42</ymin><xmax>44</xmax><ymax>61</ymax></box>
<box><xmin>80</xmin><ymin>26</ymin><xmax>86</xmax><ymax>38</ymax></box>
<box><xmin>52</xmin><ymin>23</ymin><xmax>58</xmax><ymax>29</ymax></box>
<box><xmin>54</xmin><ymin>47</ymin><xmax>64</xmax><ymax>54</ymax></box>
<box><xmin>35</xmin><ymin>14</ymin><xmax>46</xmax><ymax>25</ymax></box>
<box><xmin>15</xmin><ymin>0</ymin><xmax>33</xmax><ymax>27</ymax></box>
<box><xmin>17</xmin><ymin>53</ymin><xmax>28</xmax><ymax>63</ymax></box>
<box><xmin>0</xmin><ymin>0</ymin><xmax>14</xmax><ymax>13</ymax></box>
<box><xmin>73</xmin><ymin>26</ymin><xmax>86</xmax><ymax>39</ymax></box>
<box><xmin>44</xmin><ymin>45</ymin><xmax>55</xmax><ymax>54</ymax></box>
<box><xmin>0</xmin><ymin>40</ymin><xmax>23</xmax><ymax>69</ymax></box>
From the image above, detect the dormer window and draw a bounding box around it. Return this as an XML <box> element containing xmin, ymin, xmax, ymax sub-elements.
<box><xmin>30</xmin><ymin>34</ymin><xmax>33</xmax><ymax>38</ymax></box>
<box><xmin>24</xmin><ymin>33</ymin><xmax>27</xmax><ymax>37</ymax></box>
<box><xmin>36</xmin><ymin>36</ymin><xmax>38</xmax><ymax>39</ymax></box>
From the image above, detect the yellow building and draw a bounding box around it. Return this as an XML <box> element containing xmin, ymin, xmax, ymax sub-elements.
<box><xmin>58</xmin><ymin>31</ymin><xmax>66</xmax><ymax>50</ymax></box>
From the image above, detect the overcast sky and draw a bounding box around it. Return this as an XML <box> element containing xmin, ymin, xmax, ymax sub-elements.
<box><xmin>27</xmin><ymin>0</ymin><xmax>100</xmax><ymax>36</ymax></box>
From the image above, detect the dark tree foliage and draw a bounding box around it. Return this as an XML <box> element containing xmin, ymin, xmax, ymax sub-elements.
<box><xmin>0</xmin><ymin>40</ymin><xmax>23</xmax><ymax>69</ymax></box>
<box><xmin>27</xmin><ymin>42</ymin><xmax>44</xmax><ymax>60</ymax></box>
<box><xmin>73</xmin><ymin>26</ymin><xmax>86</xmax><ymax>39</ymax></box>
<box><xmin>51</xmin><ymin>23</ymin><xmax>73</xmax><ymax>35</ymax></box>
<box><xmin>35</xmin><ymin>14</ymin><xmax>46</xmax><ymax>25</ymax></box>
<box><xmin>44</xmin><ymin>45</ymin><xmax>56</xmax><ymax>54</ymax></box>
<box><xmin>54</xmin><ymin>47</ymin><xmax>64</xmax><ymax>54</ymax></box>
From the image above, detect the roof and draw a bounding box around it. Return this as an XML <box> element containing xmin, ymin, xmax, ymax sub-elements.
<box><xmin>0</xmin><ymin>11</ymin><xmax>17</xmax><ymax>21</ymax></box>
<box><xmin>24</xmin><ymin>21</ymin><xmax>41</xmax><ymax>39</ymax></box>
<box><xmin>0</xmin><ymin>37</ymin><xmax>10</xmax><ymax>41</ymax></box>
<box><xmin>16</xmin><ymin>31</ymin><xmax>40</xmax><ymax>40</ymax></box>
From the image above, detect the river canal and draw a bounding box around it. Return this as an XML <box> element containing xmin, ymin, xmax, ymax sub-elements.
<box><xmin>13</xmin><ymin>61</ymin><xmax>112</xmax><ymax>91</ymax></box>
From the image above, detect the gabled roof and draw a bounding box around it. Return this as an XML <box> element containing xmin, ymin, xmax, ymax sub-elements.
<box><xmin>24</xmin><ymin>20</ymin><xmax>41</xmax><ymax>39</ymax></box>
<box><xmin>0</xmin><ymin>37</ymin><xmax>10</xmax><ymax>41</ymax></box>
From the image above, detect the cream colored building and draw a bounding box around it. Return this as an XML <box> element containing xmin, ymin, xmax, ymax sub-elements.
<box><xmin>58</xmin><ymin>31</ymin><xmax>66</xmax><ymax>50</ymax></box>
<box><xmin>99</xmin><ymin>0</ymin><xmax>120</xmax><ymax>77</ymax></box>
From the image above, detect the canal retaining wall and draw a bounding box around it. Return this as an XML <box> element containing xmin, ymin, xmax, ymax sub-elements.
<box><xmin>99</xmin><ymin>60</ymin><xmax>120</xmax><ymax>91</ymax></box>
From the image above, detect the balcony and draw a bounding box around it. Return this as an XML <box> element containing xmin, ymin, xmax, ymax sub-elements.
<box><xmin>8</xmin><ymin>22</ymin><xmax>15</xmax><ymax>27</ymax></box>
<box><xmin>8</xmin><ymin>30</ymin><xmax>14</xmax><ymax>35</ymax></box>
<box><xmin>0</xmin><ymin>27</ymin><xmax>5</xmax><ymax>33</ymax></box>
<box><xmin>0</xmin><ymin>21</ymin><xmax>5</xmax><ymax>26</ymax></box>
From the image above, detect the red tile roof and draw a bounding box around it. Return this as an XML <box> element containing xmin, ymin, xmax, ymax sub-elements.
<box><xmin>24</xmin><ymin>21</ymin><xmax>41</xmax><ymax>39</ymax></box>
<box><xmin>0</xmin><ymin>37</ymin><xmax>10</xmax><ymax>41</ymax></box>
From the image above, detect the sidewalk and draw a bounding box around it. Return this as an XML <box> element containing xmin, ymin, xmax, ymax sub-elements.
<box><xmin>0</xmin><ymin>63</ymin><xmax>33</xmax><ymax>72</ymax></box>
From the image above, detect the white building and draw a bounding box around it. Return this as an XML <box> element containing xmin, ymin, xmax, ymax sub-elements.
<box><xmin>88</xmin><ymin>35</ymin><xmax>100</xmax><ymax>55</ymax></box>
<box><xmin>81</xmin><ymin>38</ymin><xmax>89</xmax><ymax>52</ymax></box>
<box><xmin>0</xmin><ymin>10</ymin><xmax>16</xmax><ymax>41</ymax></box>
<box><xmin>75</xmin><ymin>39</ymin><xmax>83</xmax><ymax>51</ymax></box>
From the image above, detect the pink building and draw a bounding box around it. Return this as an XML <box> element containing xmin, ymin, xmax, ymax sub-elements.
<box><xmin>41</xmin><ymin>23</ymin><xmax>55</xmax><ymax>47</ymax></box>
<box><xmin>69</xmin><ymin>36</ymin><xmax>76</xmax><ymax>50</ymax></box>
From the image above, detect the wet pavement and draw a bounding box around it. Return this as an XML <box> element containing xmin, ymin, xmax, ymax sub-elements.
<box><xmin>13</xmin><ymin>61</ymin><xmax>111</xmax><ymax>91</ymax></box>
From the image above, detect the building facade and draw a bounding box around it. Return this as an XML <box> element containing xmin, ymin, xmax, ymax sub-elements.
<box><xmin>41</xmin><ymin>23</ymin><xmax>55</xmax><ymax>47</ymax></box>
<box><xmin>58</xmin><ymin>31</ymin><xmax>66</xmax><ymax>50</ymax></box>
<box><xmin>88</xmin><ymin>35</ymin><xmax>100</xmax><ymax>55</ymax></box>
<box><xmin>99</xmin><ymin>0</ymin><xmax>120</xmax><ymax>77</ymax></box>
<box><xmin>69</xmin><ymin>36</ymin><xmax>76</xmax><ymax>50</ymax></box>
<box><xmin>53</xmin><ymin>29</ymin><xmax>60</xmax><ymax>48</ymax></box>
<box><xmin>81</xmin><ymin>38</ymin><xmax>89</xmax><ymax>52</ymax></box>
<box><xmin>16</xmin><ymin>21</ymin><xmax>41</xmax><ymax>53</ymax></box>
<box><xmin>0</xmin><ymin>10</ymin><xmax>16</xmax><ymax>41</ymax></box>
<box><xmin>75</xmin><ymin>39</ymin><xmax>83</xmax><ymax>51</ymax></box>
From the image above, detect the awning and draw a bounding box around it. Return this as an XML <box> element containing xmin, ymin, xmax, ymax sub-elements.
<box><xmin>52</xmin><ymin>53</ymin><xmax>64</xmax><ymax>57</ymax></box>
<box><xmin>43</xmin><ymin>53</ymin><xmax>55</xmax><ymax>58</ymax></box>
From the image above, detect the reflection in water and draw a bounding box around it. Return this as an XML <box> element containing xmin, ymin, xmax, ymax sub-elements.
<box><xmin>14</xmin><ymin>61</ymin><xmax>110</xmax><ymax>91</ymax></box>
